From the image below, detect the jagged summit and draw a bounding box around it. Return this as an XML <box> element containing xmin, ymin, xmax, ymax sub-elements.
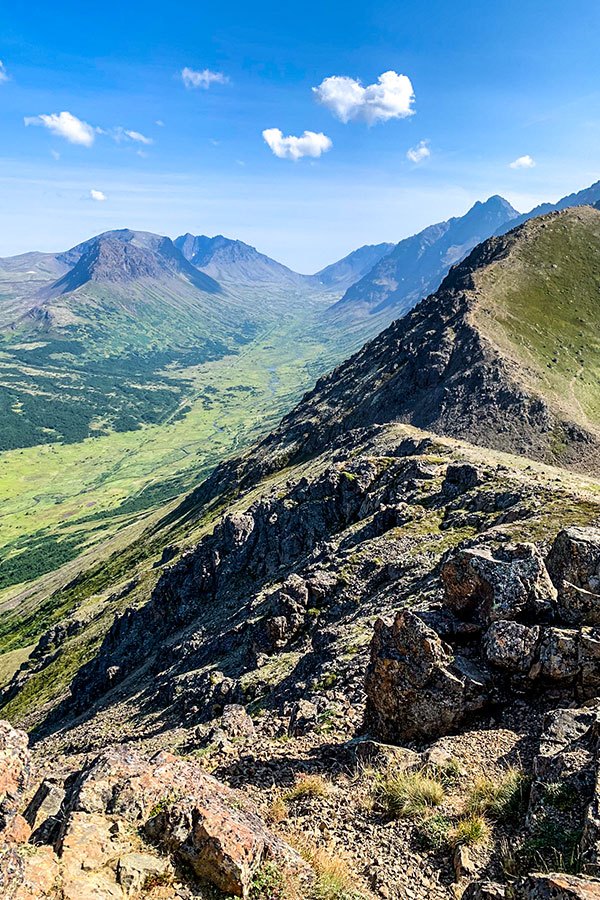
<box><xmin>173</xmin><ymin>232</ymin><xmax>311</xmax><ymax>285</ymax></box>
<box><xmin>336</xmin><ymin>194</ymin><xmax>520</xmax><ymax>316</ymax></box>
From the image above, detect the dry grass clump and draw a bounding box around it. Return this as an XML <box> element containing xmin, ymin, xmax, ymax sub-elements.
<box><xmin>466</xmin><ymin>767</ymin><xmax>528</xmax><ymax>822</ymax></box>
<box><xmin>450</xmin><ymin>813</ymin><xmax>491</xmax><ymax>847</ymax></box>
<box><xmin>284</xmin><ymin>773</ymin><xmax>329</xmax><ymax>802</ymax></box>
<box><xmin>301</xmin><ymin>845</ymin><xmax>369</xmax><ymax>900</ymax></box>
<box><xmin>374</xmin><ymin>768</ymin><xmax>445</xmax><ymax>819</ymax></box>
<box><xmin>266</xmin><ymin>797</ymin><xmax>288</xmax><ymax>823</ymax></box>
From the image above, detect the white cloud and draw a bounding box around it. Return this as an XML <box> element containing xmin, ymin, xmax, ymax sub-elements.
<box><xmin>125</xmin><ymin>129</ymin><xmax>153</xmax><ymax>145</ymax></box>
<box><xmin>407</xmin><ymin>140</ymin><xmax>430</xmax><ymax>163</ymax></box>
<box><xmin>50</xmin><ymin>149</ymin><xmax>60</xmax><ymax>160</ymax></box>
<box><xmin>509</xmin><ymin>154</ymin><xmax>535</xmax><ymax>169</ymax></box>
<box><xmin>156</xmin><ymin>120</ymin><xmax>164</xmax><ymax>127</ymax></box>
<box><xmin>0</xmin><ymin>61</ymin><xmax>9</xmax><ymax>84</ymax></box>
<box><xmin>313</xmin><ymin>71</ymin><xmax>415</xmax><ymax>125</ymax></box>
<box><xmin>181</xmin><ymin>67</ymin><xmax>229</xmax><ymax>89</ymax></box>
<box><xmin>262</xmin><ymin>128</ymin><xmax>332</xmax><ymax>161</ymax></box>
<box><xmin>90</xmin><ymin>189</ymin><xmax>106</xmax><ymax>201</ymax></box>
<box><xmin>24</xmin><ymin>111</ymin><xmax>95</xmax><ymax>146</ymax></box>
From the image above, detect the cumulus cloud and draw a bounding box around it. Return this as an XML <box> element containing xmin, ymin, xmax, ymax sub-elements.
<box><xmin>124</xmin><ymin>129</ymin><xmax>153</xmax><ymax>145</ymax></box>
<box><xmin>90</xmin><ymin>189</ymin><xmax>106</xmax><ymax>201</ymax></box>
<box><xmin>24</xmin><ymin>111</ymin><xmax>95</xmax><ymax>146</ymax></box>
<box><xmin>262</xmin><ymin>128</ymin><xmax>332</xmax><ymax>161</ymax></box>
<box><xmin>510</xmin><ymin>154</ymin><xmax>535</xmax><ymax>169</ymax></box>
<box><xmin>407</xmin><ymin>140</ymin><xmax>430</xmax><ymax>163</ymax></box>
<box><xmin>313</xmin><ymin>71</ymin><xmax>415</xmax><ymax>125</ymax></box>
<box><xmin>0</xmin><ymin>61</ymin><xmax>9</xmax><ymax>83</ymax></box>
<box><xmin>181</xmin><ymin>67</ymin><xmax>229</xmax><ymax>89</ymax></box>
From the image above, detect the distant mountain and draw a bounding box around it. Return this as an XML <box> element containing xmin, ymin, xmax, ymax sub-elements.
<box><xmin>495</xmin><ymin>178</ymin><xmax>600</xmax><ymax>235</ymax></box>
<box><xmin>313</xmin><ymin>242</ymin><xmax>395</xmax><ymax>291</ymax></box>
<box><xmin>46</xmin><ymin>229</ymin><xmax>220</xmax><ymax>297</ymax></box>
<box><xmin>174</xmin><ymin>233</ymin><xmax>310</xmax><ymax>285</ymax></box>
<box><xmin>336</xmin><ymin>195</ymin><xmax>520</xmax><ymax>316</ymax></box>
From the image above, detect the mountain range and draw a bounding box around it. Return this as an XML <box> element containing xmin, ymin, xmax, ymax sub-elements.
<box><xmin>337</xmin><ymin>179</ymin><xmax>600</xmax><ymax>318</ymax></box>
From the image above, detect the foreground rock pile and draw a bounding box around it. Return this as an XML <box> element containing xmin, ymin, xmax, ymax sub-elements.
<box><xmin>0</xmin><ymin>720</ymin><xmax>309</xmax><ymax>899</ymax></box>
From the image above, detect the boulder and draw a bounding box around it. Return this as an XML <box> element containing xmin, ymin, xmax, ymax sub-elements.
<box><xmin>67</xmin><ymin>745</ymin><xmax>308</xmax><ymax>898</ymax></box>
<box><xmin>221</xmin><ymin>705</ymin><xmax>256</xmax><ymax>742</ymax></box>
<box><xmin>536</xmin><ymin>628</ymin><xmax>580</xmax><ymax>681</ymax></box>
<box><xmin>441</xmin><ymin>543</ymin><xmax>556</xmax><ymax>624</ymax></box>
<box><xmin>288</xmin><ymin>699</ymin><xmax>318</xmax><ymax>736</ymax></box>
<box><xmin>515</xmin><ymin>872</ymin><xmax>600</xmax><ymax>898</ymax></box>
<box><xmin>547</xmin><ymin>527</ymin><xmax>600</xmax><ymax>624</ymax></box>
<box><xmin>364</xmin><ymin>609</ymin><xmax>487</xmax><ymax>743</ymax></box>
<box><xmin>0</xmin><ymin>845</ymin><xmax>60</xmax><ymax>900</ymax></box>
<box><xmin>349</xmin><ymin>738</ymin><xmax>422</xmax><ymax>772</ymax></box>
<box><xmin>116</xmin><ymin>851</ymin><xmax>172</xmax><ymax>894</ymax></box>
<box><xmin>483</xmin><ymin>620</ymin><xmax>540</xmax><ymax>672</ymax></box>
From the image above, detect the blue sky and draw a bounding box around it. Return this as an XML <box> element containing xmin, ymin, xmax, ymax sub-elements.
<box><xmin>1</xmin><ymin>0</ymin><xmax>600</xmax><ymax>271</ymax></box>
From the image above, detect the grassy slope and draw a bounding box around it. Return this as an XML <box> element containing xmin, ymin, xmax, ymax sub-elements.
<box><xmin>472</xmin><ymin>206</ymin><xmax>600</xmax><ymax>438</ymax></box>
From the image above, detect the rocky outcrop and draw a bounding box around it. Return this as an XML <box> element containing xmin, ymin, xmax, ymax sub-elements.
<box><xmin>364</xmin><ymin>609</ymin><xmax>487</xmax><ymax>742</ymax></box>
<box><xmin>547</xmin><ymin>527</ymin><xmax>600</xmax><ymax>624</ymax></box>
<box><xmin>0</xmin><ymin>744</ymin><xmax>308</xmax><ymax>899</ymax></box>
<box><xmin>441</xmin><ymin>543</ymin><xmax>557</xmax><ymax>625</ymax></box>
<box><xmin>365</xmin><ymin>528</ymin><xmax>600</xmax><ymax>745</ymax></box>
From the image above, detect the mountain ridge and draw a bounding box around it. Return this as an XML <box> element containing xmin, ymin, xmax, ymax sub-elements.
<box><xmin>335</xmin><ymin>194</ymin><xmax>520</xmax><ymax>316</ymax></box>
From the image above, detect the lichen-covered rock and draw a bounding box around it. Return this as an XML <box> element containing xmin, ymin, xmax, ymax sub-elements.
<box><xmin>547</xmin><ymin>527</ymin><xmax>600</xmax><ymax>624</ymax></box>
<box><xmin>0</xmin><ymin>845</ymin><xmax>60</xmax><ymax>899</ymax></box>
<box><xmin>441</xmin><ymin>543</ymin><xmax>556</xmax><ymax>624</ymax></box>
<box><xmin>536</xmin><ymin>628</ymin><xmax>580</xmax><ymax>681</ymax></box>
<box><xmin>515</xmin><ymin>872</ymin><xmax>600</xmax><ymax>898</ymax></box>
<box><xmin>364</xmin><ymin>609</ymin><xmax>487</xmax><ymax>743</ymax></box>
<box><xmin>65</xmin><ymin>745</ymin><xmax>308</xmax><ymax>899</ymax></box>
<box><xmin>483</xmin><ymin>620</ymin><xmax>540</xmax><ymax>672</ymax></box>
<box><xmin>0</xmin><ymin>721</ymin><xmax>30</xmax><ymax>836</ymax></box>
<box><xmin>349</xmin><ymin>738</ymin><xmax>422</xmax><ymax>772</ymax></box>
<box><xmin>24</xmin><ymin>780</ymin><xmax>66</xmax><ymax>845</ymax></box>
<box><xmin>116</xmin><ymin>851</ymin><xmax>172</xmax><ymax>894</ymax></box>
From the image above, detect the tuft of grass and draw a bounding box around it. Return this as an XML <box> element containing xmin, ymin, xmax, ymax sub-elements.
<box><xmin>466</xmin><ymin>768</ymin><xmax>529</xmax><ymax>822</ymax></box>
<box><xmin>450</xmin><ymin>814</ymin><xmax>490</xmax><ymax>848</ymax></box>
<box><xmin>284</xmin><ymin>774</ymin><xmax>328</xmax><ymax>802</ymax></box>
<box><xmin>301</xmin><ymin>846</ymin><xmax>368</xmax><ymax>900</ymax></box>
<box><xmin>503</xmin><ymin>817</ymin><xmax>582</xmax><ymax>876</ymax></box>
<box><xmin>267</xmin><ymin>797</ymin><xmax>288</xmax><ymax>823</ymax></box>
<box><xmin>142</xmin><ymin>871</ymin><xmax>173</xmax><ymax>892</ymax></box>
<box><xmin>374</xmin><ymin>768</ymin><xmax>445</xmax><ymax>819</ymax></box>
